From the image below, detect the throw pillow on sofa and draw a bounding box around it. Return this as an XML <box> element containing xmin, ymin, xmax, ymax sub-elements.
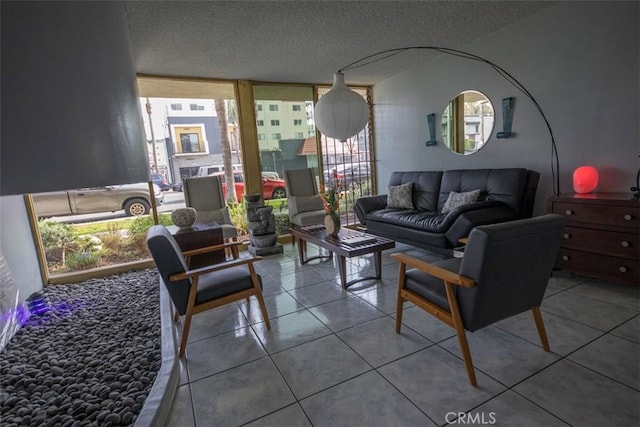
<box><xmin>441</xmin><ymin>189</ymin><xmax>481</xmax><ymax>213</ymax></box>
<box><xmin>387</xmin><ymin>182</ymin><xmax>414</xmax><ymax>209</ymax></box>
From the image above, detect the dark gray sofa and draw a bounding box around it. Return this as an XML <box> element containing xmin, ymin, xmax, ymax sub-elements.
<box><xmin>354</xmin><ymin>168</ymin><xmax>540</xmax><ymax>253</ymax></box>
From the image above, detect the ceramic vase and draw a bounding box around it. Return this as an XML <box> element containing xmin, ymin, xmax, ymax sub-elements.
<box><xmin>324</xmin><ymin>212</ymin><xmax>341</xmax><ymax>237</ymax></box>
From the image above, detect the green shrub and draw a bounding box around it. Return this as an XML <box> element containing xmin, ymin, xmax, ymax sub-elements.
<box><xmin>39</xmin><ymin>220</ymin><xmax>78</xmax><ymax>265</ymax></box>
<box><xmin>128</xmin><ymin>214</ymin><xmax>172</xmax><ymax>236</ymax></box>
<box><xmin>66</xmin><ymin>250</ymin><xmax>100</xmax><ymax>270</ymax></box>
<box><xmin>228</xmin><ymin>200</ymin><xmax>248</xmax><ymax>235</ymax></box>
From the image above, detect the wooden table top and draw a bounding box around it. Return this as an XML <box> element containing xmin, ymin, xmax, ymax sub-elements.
<box><xmin>290</xmin><ymin>225</ymin><xmax>395</xmax><ymax>258</ymax></box>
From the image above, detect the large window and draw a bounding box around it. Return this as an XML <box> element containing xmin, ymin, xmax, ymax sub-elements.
<box><xmin>28</xmin><ymin>77</ymin><xmax>374</xmax><ymax>282</ymax></box>
<box><xmin>29</xmin><ymin>183</ymin><xmax>162</xmax><ymax>278</ymax></box>
<box><xmin>253</xmin><ymin>83</ymin><xmax>374</xmax><ymax>228</ymax></box>
<box><xmin>174</xmin><ymin>127</ymin><xmax>205</xmax><ymax>154</ymax></box>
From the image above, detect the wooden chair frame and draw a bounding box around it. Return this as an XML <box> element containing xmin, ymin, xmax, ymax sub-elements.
<box><xmin>391</xmin><ymin>252</ymin><xmax>550</xmax><ymax>387</ymax></box>
<box><xmin>169</xmin><ymin>241</ymin><xmax>271</xmax><ymax>357</ymax></box>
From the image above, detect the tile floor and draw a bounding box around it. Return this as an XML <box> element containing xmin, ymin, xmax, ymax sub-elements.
<box><xmin>164</xmin><ymin>243</ymin><xmax>639</xmax><ymax>427</ymax></box>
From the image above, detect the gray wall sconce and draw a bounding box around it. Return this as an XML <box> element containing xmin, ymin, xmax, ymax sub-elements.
<box><xmin>496</xmin><ymin>97</ymin><xmax>514</xmax><ymax>139</ymax></box>
<box><xmin>426</xmin><ymin>113</ymin><xmax>438</xmax><ymax>146</ymax></box>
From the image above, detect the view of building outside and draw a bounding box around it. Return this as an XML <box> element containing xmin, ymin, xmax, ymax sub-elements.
<box><xmin>140</xmin><ymin>97</ymin><xmax>241</xmax><ymax>186</ymax></box>
<box><xmin>253</xmin><ymin>85</ymin><xmax>319</xmax><ymax>181</ymax></box>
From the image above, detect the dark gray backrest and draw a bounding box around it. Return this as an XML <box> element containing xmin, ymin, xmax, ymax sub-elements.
<box><xmin>438</xmin><ymin>169</ymin><xmax>529</xmax><ymax>216</ymax></box>
<box><xmin>284</xmin><ymin>168</ymin><xmax>319</xmax><ymax>197</ymax></box>
<box><xmin>457</xmin><ymin>214</ymin><xmax>566</xmax><ymax>331</ymax></box>
<box><xmin>388</xmin><ymin>171</ymin><xmax>443</xmax><ymax>211</ymax></box>
<box><xmin>183</xmin><ymin>175</ymin><xmax>226</xmax><ymax>211</ymax></box>
<box><xmin>520</xmin><ymin>170</ymin><xmax>540</xmax><ymax>219</ymax></box>
<box><xmin>146</xmin><ymin>225</ymin><xmax>191</xmax><ymax>315</ymax></box>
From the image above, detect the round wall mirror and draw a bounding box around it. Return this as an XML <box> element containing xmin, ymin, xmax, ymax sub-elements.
<box><xmin>441</xmin><ymin>90</ymin><xmax>495</xmax><ymax>155</ymax></box>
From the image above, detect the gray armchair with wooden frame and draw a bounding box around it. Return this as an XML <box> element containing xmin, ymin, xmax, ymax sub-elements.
<box><xmin>183</xmin><ymin>175</ymin><xmax>238</xmax><ymax>241</ymax></box>
<box><xmin>147</xmin><ymin>225</ymin><xmax>271</xmax><ymax>357</ymax></box>
<box><xmin>284</xmin><ymin>168</ymin><xmax>326</xmax><ymax>227</ymax></box>
<box><xmin>392</xmin><ymin>214</ymin><xmax>566</xmax><ymax>386</ymax></box>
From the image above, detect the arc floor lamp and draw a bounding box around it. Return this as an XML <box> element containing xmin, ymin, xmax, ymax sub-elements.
<box><xmin>314</xmin><ymin>46</ymin><xmax>560</xmax><ymax>196</ymax></box>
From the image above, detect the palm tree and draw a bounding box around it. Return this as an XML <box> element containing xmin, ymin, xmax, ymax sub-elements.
<box><xmin>215</xmin><ymin>99</ymin><xmax>238</xmax><ymax>202</ymax></box>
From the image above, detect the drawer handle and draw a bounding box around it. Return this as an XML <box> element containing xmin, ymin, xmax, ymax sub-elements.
<box><xmin>623</xmin><ymin>214</ymin><xmax>632</xmax><ymax>221</ymax></box>
<box><xmin>562</xmin><ymin>255</ymin><xmax>570</xmax><ymax>261</ymax></box>
<box><xmin>565</xmin><ymin>209</ymin><xmax>574</xmax><ymax>216</ymax></box>
<box><xmin>619</xmin><ymin>266</ymin><xmax>628</xmax><ymax>273</ymax></box>
<box><xmin>563</xmin><ymin>233</ymin><xmax>571</xmax><ymax>239</ymax></box>
<box><xmin>621</xmin><ymin>241</ymin><xmax>630</xmax><ymax>247</ymax></box>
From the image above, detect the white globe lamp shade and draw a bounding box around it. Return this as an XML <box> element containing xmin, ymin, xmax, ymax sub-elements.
<box><xmin>315</xmin><ymin>73</ymin><xmax>369</xmax><ymax>141</ymax></box>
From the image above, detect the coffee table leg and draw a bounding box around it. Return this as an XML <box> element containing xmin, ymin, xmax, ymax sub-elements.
<box><xmin>337</xmin><ymin>255</ymin><xmax>347</xmax><ymax>289</ymax></box>
<box><xmin>374</xmin><ymin>251</ymin><xmax>382</xmax><ymax>279</ymax></box>
<box><xmin>297</xmin><ymin>239</ymin><xmax>305</xmax><ymax>264</ymax></box>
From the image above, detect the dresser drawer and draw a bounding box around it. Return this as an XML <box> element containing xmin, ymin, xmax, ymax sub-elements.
<box><xmin>552</xmin><ymin>202</ymin><xmax>639</xmax><ymax>229</ymax></box>
<box><xmin>561</xmin><ymin>226</ymin><xmax>639</xmax><ymax>260</ymax></box>
<box><xmin>556</xmin><ymin>248</ymin><xmax>639</xmax><ymax>285</ymax></box>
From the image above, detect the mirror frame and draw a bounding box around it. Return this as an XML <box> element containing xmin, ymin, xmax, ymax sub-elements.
<box><xmin>441</xmin><ymin>90</ymin><xmax>495</xmax><ymax>155</ymax></box>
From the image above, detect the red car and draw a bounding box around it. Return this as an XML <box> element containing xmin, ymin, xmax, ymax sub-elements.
<box><xmin>213</xmin><ymin>172</ymin><xmax>287</xmax><ymax>200</ymax></box>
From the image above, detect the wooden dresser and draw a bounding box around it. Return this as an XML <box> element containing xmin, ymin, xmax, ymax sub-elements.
<box><xmin>547</xmin><ymin>193</ymin><xmax>639</xmax><ymax>285</ymax></box>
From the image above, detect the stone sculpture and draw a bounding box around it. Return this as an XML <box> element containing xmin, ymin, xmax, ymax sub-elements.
<box><xmin>245</xmin><ymin>194</ymin><xmax>283</xmax><ymax>256</ymax></box>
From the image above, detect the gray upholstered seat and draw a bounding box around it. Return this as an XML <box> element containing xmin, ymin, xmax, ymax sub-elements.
<box><xmin>392</xmin><ymin>214</ymin><xmax>566</xmax><ymax>386</ymax></box>
<box><xmin>284</xmin><ymin>168</ymin><xmax>326</xmax><ymax>227</ymax></box>
<box><xmin>182</xmin><ymin>175</ymin><xmax>238</xmax><ymax>241</ymax></box>
<box><xmin>146</xmin><ymin>225</ymin><xmax>270</xmax><ymax>357</ymax></box>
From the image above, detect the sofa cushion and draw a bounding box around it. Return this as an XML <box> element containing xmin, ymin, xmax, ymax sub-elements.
<box><xmin>441</xmin><ymin>189</ymin><xmax>481</xmax><ymax>214</ymax></box>
<box><xmin>367</xmin><ymin>209</ymin><xmax>451</xmax><ymax>233</ymax></box>
<box><xmin>438</xmin><ymin>169</ymin><xmax>527</xmax><ymax>214</ymax></box>
<box><xmin>388</xmin><ymin>171</ymin><xmax>443</xmax><ymax>211</ymax></box>
<box><xmin>387</xmin><ymin>182</ymin><xmax>414</xmax><ymax>209</ymax></box>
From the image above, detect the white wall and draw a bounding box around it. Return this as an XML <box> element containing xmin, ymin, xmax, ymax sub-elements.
<box><xmin>373</xmin><ymin>1</ymin><xmax>639</xmax><ymax>215</ymax></box>
<box><xmin>0</xmin><ymin>196</ymin><xmax>43</xmax><ymax>298</ymax></box>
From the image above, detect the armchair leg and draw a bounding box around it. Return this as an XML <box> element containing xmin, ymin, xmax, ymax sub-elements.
<box><xmin>178</xmin><ymin>279</ymin><xmax>199</xmax><ymax>357</ymax></box>
<box><xmin>532</xmin><ymin>307</ymin><xmax>550</xmax><ymax>351</ymax></box>
<box><xmin>179</xmin><ymin>310</ymin><xmax>193</xmax><ymax>357</ymax></box>
<box><xmin>255</xmin><ymin>292</ymin><xmax>271</xmax><ymax>330</ymax></box>
<box><xmin>445</xmin><ymin>282</ymin><xmax>477</xmax><ymax>387</ymax></box>
<box><xmin>395</xmin><ymin>298</ymin><xmax>404</xmax><ymax>333</ymax></box>
<box><xmin>396</xmin><ymin>263</ymin><xmax>407</xmax><ymax>333</ymax></box>
<box><xmin>249</xmin><ymin>265</ymin><xmax>271</xmax><ymax>330</ymax></box>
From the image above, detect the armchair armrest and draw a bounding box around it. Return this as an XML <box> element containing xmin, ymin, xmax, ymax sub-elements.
<box><xmin>445</xmin><ymin>202</ymin><xmax>516</xmax><ymax>247</ymax></box>
<box><xmin>169</xmin><ymin>256</ymin><xmax>264</xmax><ymax>281</ymax></box>
<box><xmin>353</xmin><ymin>194</ymin><xmax>388</xmax><ymax>224</ymax></box>
<box><xmin>391</xmin><ymin>253</ymin><xmax>475</xmax><ymax>288</ymax></box>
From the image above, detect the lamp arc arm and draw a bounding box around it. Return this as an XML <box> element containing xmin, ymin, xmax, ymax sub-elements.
<box><xmin>338</xmin><ymin>46</ymin><xmax>559</xmax><ymax>196</ymax></box>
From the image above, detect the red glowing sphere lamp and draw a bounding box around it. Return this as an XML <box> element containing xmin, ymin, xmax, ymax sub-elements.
<box><xmin>573</xmin><ymin>166</ymin><xmax>599</xmax><ymax>193</ymax></box>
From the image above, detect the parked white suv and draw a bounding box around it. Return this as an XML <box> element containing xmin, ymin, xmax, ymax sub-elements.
<box><xmin>197</xmin><ymin>164</ymin><xmax>243</xmax><ymax>177</ymax></box>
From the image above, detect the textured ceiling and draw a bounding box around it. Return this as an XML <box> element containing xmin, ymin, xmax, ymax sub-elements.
<box><xmin>125</xmin><ymin>1</ymin><xmax>554</xmax><ymax>86</ymax></box>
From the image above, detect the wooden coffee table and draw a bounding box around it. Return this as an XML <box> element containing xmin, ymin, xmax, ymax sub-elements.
<box><xmin>289</xmin><ymin>225</ymin><xmax>395</xmax><ymax>289</ymax></box>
